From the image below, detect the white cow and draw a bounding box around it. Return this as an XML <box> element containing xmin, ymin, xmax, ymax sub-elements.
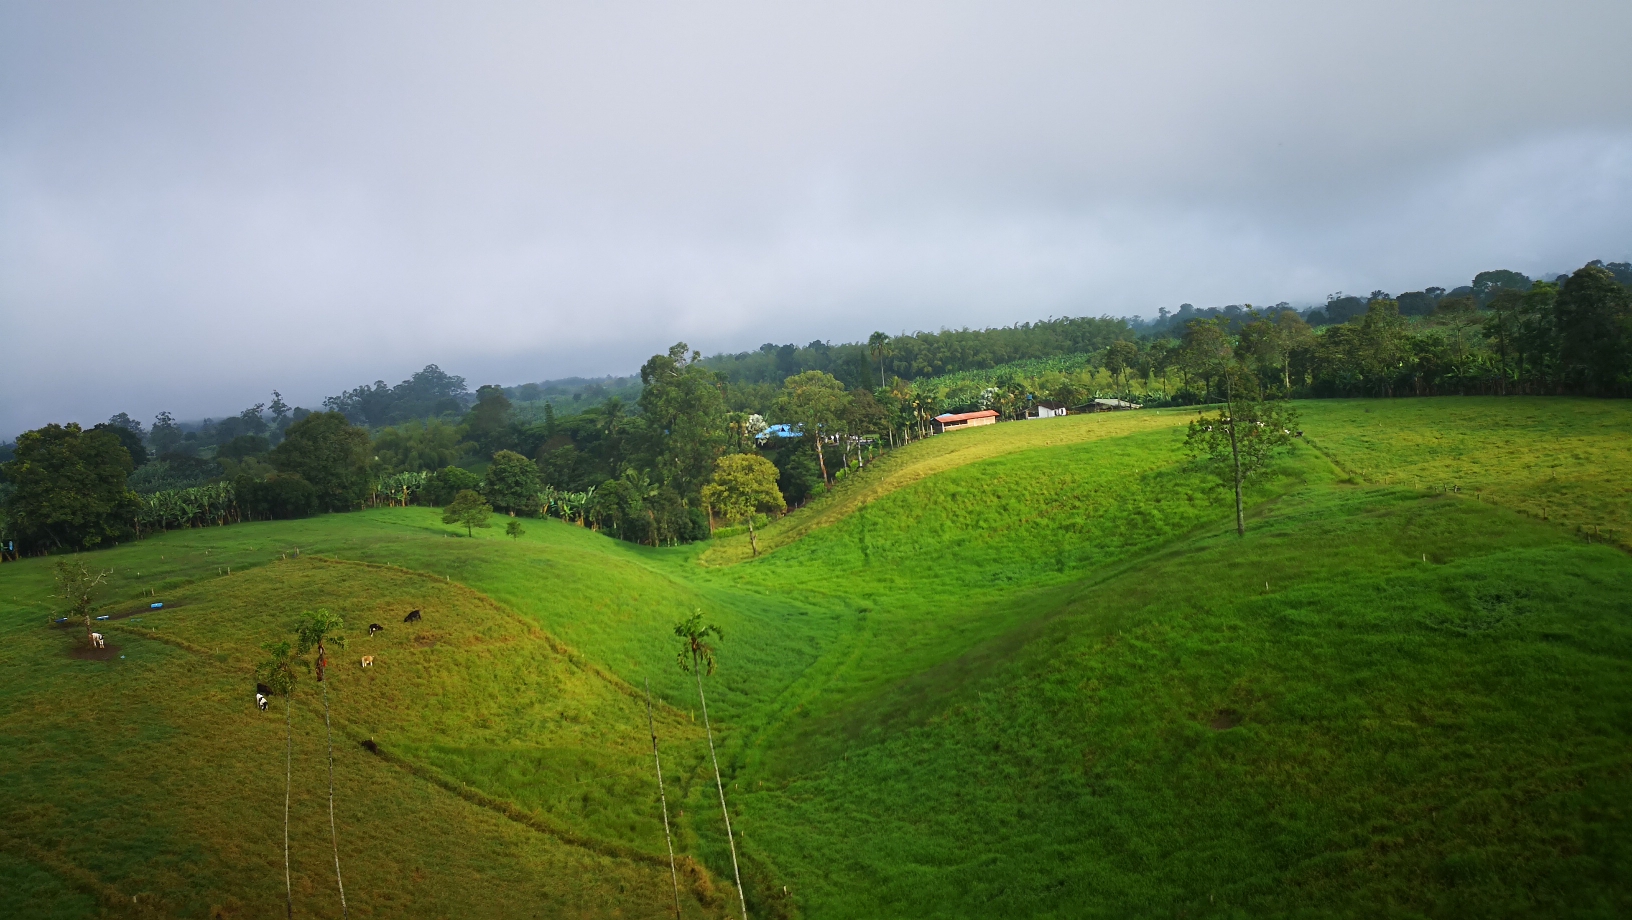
<box><xmin>89</xmin><ymin>632</ymin><xmax>105</xmax><ymax>649</ymax></box>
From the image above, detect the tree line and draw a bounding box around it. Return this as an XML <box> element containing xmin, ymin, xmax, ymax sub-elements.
<box><xmin>0</xmin><ymin>343</ymin><xmax>890</xmax><ymax>555</ymax></box>
<box><xmin>3</xmin><ymin>261</ymin><xmax>1626</xmax><ymax>558</ymax></box>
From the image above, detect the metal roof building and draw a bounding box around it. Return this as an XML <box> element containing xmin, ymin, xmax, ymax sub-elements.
<box><xmin>933</xmin><ymin>410</ymin><xmax>999</xmax><ymax>433</ymax></box>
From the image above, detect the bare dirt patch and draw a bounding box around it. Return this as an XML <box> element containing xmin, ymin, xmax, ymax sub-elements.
<box><xmin>67</xmin><ymin>642</ymin><xmax>122</xmax><ymax>661</ymax></box>
<box><xmin>1209</xmin><ymin>709</ymin><xmax>1243</xmax><ymax>731</ymax></box>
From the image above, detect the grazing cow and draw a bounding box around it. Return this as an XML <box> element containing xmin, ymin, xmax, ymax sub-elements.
<box><xmin>89</xmin><ymin>632</ymin><xmax>105</xmax><ymax>649</ymax></box>
<box><xmin>368</xmin><ymin>623</ymin><xmax>384</xmax><ymax>636</ymax></box>
<box><xmin>360</xmin><ymin>655</ymin><xmax>374</xmax><ymax>668</ymax></box>
<box><xmin>404</xmin><ymin>609</ymin><xmax>422</xmax><ymax>623</ymax></box>
<box><xmin>257</xmin><ymin>682</ymin><xmax>274</xmax><ymax>696</ymax></box>
<box><xmin>256</xmin><ymin>693</ymin><xmax>269</xmax><ymax>711</ymax></box>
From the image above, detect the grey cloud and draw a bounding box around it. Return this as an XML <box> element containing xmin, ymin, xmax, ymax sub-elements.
<box><xmin>3</xmin><ymin>1</ymin><xmax>1631</xmax><ymax>435</ymax></box>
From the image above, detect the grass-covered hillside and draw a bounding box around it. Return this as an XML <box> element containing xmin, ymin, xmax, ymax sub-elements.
<box><xmin>2</xmin><ymin>398</ymin><xmax>1629</xmax><ymax>918</ymax></box>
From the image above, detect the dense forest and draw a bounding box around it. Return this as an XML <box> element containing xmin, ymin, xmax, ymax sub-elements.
<box><xmin>2</xmin><ymin>259</ymin><xmax>1628</xmax><ymax>559</ymax></box>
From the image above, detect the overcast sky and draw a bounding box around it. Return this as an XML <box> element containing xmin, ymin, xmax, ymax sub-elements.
<box><xmin>4</xmin><ymin>1</ymin><xmax>1631</xmax><ymax>436</ymax></box>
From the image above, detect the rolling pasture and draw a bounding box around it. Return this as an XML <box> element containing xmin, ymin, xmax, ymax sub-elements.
<box><xmin>2</xmin><ymin>398</ymin><xmax>1629</xmax><ymax>918</ymax></box>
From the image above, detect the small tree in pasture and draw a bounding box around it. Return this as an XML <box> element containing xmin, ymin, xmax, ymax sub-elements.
<box><xmin>1185</xmin><ymin>366</ymin><xmax>1298</xmax><ymax>537</ymax></box>
<box><xmin>675</xmin><ymin>612</ymin><xmax>748</xmax><ymax>920</ymax></box>
<box><xmin>52</xmin><ymin>558</ymin><xmax>111</xmax><ymax>647</ymax></box>
<box><xmin>256</xmin><ymin>640</ymin><xmax>299</xmax><ymax>919</ymax></box>
<box><xmin>506</xmin><ymin>519</ymin><xmax>525</xmax><ymax>540</ymax></box>
<box><xmin>700</xmin><ymin>454</ymin><xmax>785</xmax><ymax>557</ymax></box>
<box><xmin>442</xmin><ymin>489</ymin><xmax>492</xmax><ymax>537</ymax></box>
<box><xmin>295</xmin><ymin>609</ymin><xmax>349</xmax><ymax>919</ymax></box>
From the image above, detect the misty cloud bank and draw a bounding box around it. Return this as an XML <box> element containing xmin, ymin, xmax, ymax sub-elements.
<box><xmin>4</xmin><ymin>1</ymin><xmax>1631</xmax><ymax>435</ymax></box>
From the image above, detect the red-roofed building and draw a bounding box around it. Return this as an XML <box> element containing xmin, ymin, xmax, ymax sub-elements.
<box><xmin>932</xmin><ymin>409</ymin><xmax>999</xmax><ymax>433</ymax></box>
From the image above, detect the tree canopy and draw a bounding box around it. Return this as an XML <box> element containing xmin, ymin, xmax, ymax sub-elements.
<box><xmin>483</xmin><ymin>450</ymin><xmax>541</xmax><ymax>514</ymax></box>
<box><xmin>270</xmin><ymin>412</ymin><xmax>372</xmax><ymax>512</ymax></box>
<box><xmin>1</xmin><ymin>423</ymin><xmax>137</xmax><ymax>551</ymax></box>
<box><xmin>773</xmin><ymin>371</ymin><xmax>851</xmax><ymax>488</ymax></box>
<box><xmin>639</xmin><ymin>343</ymin><xmax>727</xmax><ymax>501</ymax></box>
<box><xmin>701</xmin><ymin>453</ymin><xmax>785</xmax><ymax>555</ymax></box>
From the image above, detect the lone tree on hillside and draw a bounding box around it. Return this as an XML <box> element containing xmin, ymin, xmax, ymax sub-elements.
<box><xmin>700</xmin><ymin>454</ymin><xmax>786</xmax><ymax>557</ymax></box>
<box><xmin>1185</xmin><ymin>365</ymin><xmax>1298</xmax><ymax>537</ymax></box>
<box><xmin>442</xmin><ymin>489</ymin><xmax>493</xmax><ymax>537</ymax></box>
<box><xmin>295</xmin><ymin>610</ymin><xmax>349</xmax><ymax>919</ymax></box>
<box><xmin>506</xmin><ymin>519</ymin><xmax>525</xmax><ymax>540</ymax></box>
<box><xmin>675</xmin><ymin>612</ymin><xmax>748</xmax><ymax>920</ymax></box>
<box><xmin>256</xmin><ymin>640</ymin><xmax>299</xmax><ymax>919</ymax></box>
<box><xmin>52</xmin><ymin>558</ymin><xmax>112</xmax><ymax>647</ymax></box>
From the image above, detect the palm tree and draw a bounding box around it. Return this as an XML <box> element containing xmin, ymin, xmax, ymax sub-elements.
<box><xmin>909</xmin><ymin>390</ymin><xmax>938</xmax><ymax>439</ymax></box>
<box><xmin>674</xmin><ymin>613</ymin><xmax>747</xmax><ymax>920</ymax></box>
<box><xmin>296</xmin><ymin>609</ymin><xmax>349</xmax><ymax>919</ymax></box>
<box><xmin>257</xmin><ymin>641</ymin><xmax>299</xmax><ymax>919</ymax></box>
<box><xmin>868</xmin><ymin>331</ymin><xmax>891</xmax><ymax>386</ymax></box>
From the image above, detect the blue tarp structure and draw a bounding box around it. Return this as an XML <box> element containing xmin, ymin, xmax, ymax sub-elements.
<box><xmin>758</xmin><ymin>423</ymin><xmax>804</xmax><ymax>441</ymax></box>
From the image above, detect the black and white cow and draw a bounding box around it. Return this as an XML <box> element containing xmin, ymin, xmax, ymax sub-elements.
<box><xmin>403</xmin><ymin>609</ymin><xmax>422</xmax><ymax>624</ymax></box>
<box><xmin>368</xmin><ymin>623</ymin><xmax>385</xmax><ymax>636</ymax></box>
<box><xmin>256</xmin><ymin>682</ymin><xmax>274</xmax><ymax>711</ymax></box>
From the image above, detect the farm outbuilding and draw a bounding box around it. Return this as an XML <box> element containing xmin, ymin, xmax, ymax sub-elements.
<box><xmin>933</xmin><ymin>410</ymin><xmax>999</xmax><ymax>433</ymax></box>
<box><xmin>1030</xmin><ymin>401</ymin><xmax>1068</xmax><ymax>419</ymax></box>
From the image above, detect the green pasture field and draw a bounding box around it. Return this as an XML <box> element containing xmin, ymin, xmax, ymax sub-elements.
<box><xmin>1</xmin><ymin>397</ymin><xmax>1629</xmax><ymax>918</ymax></box>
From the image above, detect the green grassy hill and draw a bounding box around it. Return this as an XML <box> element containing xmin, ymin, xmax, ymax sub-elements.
<box><xmin>2</xmin><ymin>398</ymin><xmax>1629</xmax><ymax>918</ymax></box>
